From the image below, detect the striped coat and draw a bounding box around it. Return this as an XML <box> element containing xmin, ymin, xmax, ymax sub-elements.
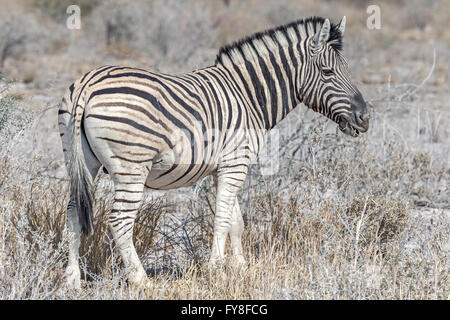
<box><xmin>59</xmin><ymin>16</ymin><xmax>369</xmax><ymax>289</ymax></box>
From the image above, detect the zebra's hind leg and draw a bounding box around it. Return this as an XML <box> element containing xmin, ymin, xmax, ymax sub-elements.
<box><xmin>65</xmin><ymin>198</ymin><xmax>83</xmax><ymax>290</ymax></box>
<box><xmin>108</xmin><ymin>166</ymin><xmax>150</xmax><ymax>289</ymax></box>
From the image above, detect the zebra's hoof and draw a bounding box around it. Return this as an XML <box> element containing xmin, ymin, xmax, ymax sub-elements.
<box><xmin>127</xmin><ymin>268</ymin><xmax>151</xmax><ymax>291</ymax></box>
<box><xmin>206</xmin><ymin>257</ymin><xmax>225</xmax><ymax>271</ymax></box>
<box><xmin>65</xmin><ymin>266</ymin><xmax>81</xmax><ymax>290</ymax></box>
<box><xmin>129</xmin><ymin>278</ymin><xmax>152</xmax><ymax>292</ymax></box>
<box><xmin>231</xmin><ymin>254</ymin><xmax>247</xmax><ymax>269</ymax></box>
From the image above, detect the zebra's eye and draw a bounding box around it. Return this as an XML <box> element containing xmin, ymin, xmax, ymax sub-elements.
<box><xmin>322</xmin><ymin>68</ymin><xmax>334</xmax><ymax>76</ymax></box>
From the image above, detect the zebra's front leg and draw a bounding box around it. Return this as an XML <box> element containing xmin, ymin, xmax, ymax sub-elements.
<box><xmin>209</xmin><ymin>173</ymin><xmax>245</xmax><ymax>266</ymax></box>
<box><xmin>229</xmin><ymin>199</ymin><xmax>246</xmax><ymax>266</ymax></box>
<box><xmin>109</xmin><ymin>169</ymin><xmax>149</xmax><ymax>288</ymax></box>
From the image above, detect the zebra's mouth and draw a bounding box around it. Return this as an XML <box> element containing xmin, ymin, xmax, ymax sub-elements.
<box><xmin>338</xmin><ymin>117</ymin><xmax>360</xmax><ymax>137</ymax></box>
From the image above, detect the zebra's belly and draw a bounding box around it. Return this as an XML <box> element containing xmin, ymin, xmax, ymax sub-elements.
<box><xmin>144</xmin><ymin>149</ymin><xmax>217</xmax><ymax>190</ymax></box>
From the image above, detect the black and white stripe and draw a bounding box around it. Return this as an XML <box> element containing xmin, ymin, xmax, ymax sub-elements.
<box><xmin>59</xmin><ymin>16</ymin><xmax>368</xmax><ymax>288</ymax></box>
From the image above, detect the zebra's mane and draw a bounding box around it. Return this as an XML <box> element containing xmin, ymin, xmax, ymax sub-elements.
<box><xmin>215</xmin><ymin>16</ymin><xmax>343</xmax><ymax>67</ymax></box>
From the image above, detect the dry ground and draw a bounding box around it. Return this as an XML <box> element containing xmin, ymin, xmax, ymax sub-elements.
<box><xmin>0</xmin><ymin>0</ymin><xmax>448</xmax><ymax>299</ymax></box>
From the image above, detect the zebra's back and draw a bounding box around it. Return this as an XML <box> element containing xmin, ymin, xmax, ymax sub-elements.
<box><xmin>59</xmin><ymin>65</ymin><xmax>254</xmax><ymax>190</ymax></box>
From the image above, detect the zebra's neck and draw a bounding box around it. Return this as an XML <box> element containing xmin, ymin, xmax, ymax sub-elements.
<box><xmin>214</xmin><ymin>23</ymin><xmax>314</xmax><ymax>130</ymax></box>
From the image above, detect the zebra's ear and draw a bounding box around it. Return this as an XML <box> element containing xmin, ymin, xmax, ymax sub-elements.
<box><xmin>312</xmin><ymin>18</ymin><xmax>330</xmax><ymax>52</ymax></box>
<box><xmin>338</xmin><ymin>16</ymin><xmax>346</xmax><ymax>36</ymax></box>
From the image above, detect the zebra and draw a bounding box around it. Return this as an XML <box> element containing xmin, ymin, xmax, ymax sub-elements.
<box><xmin>58</xmin><ymin>16</ymin><xmax>370</xmax><ymax>289</ymax></box>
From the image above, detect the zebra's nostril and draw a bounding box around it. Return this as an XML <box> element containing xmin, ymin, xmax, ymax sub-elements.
<box><xmin>360</xmin><ymin>112</ymin><xmax>370</xmax><ymax>122</ymax></box>
<box><xmin>355</xmin><ymin>111</ymin><xmax>370</xmax><ymax>132</ymax></box>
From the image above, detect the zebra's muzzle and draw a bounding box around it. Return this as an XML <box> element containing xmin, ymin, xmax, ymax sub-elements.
<box><xmin>338</xmin><ymin>116</ymin><xmax>360</xmax><ymax>137</ymax></box>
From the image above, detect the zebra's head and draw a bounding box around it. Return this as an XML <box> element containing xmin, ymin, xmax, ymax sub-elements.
<box><xmin>300</xmin><ymin>17</ymin><xmax>369</xmax><ymax>137</ymax></box>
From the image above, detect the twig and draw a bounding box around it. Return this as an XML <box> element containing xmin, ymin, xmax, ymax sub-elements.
<box><xmin>397</xmin><ymin>48</ymin><xmax>436</xmax><ymax>102</ymax></box>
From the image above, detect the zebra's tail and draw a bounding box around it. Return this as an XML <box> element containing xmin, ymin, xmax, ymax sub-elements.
<box><xmin>66</xmin><ymin>94</ymin><xmax>94</xmax><ymax>235</ymax></box>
